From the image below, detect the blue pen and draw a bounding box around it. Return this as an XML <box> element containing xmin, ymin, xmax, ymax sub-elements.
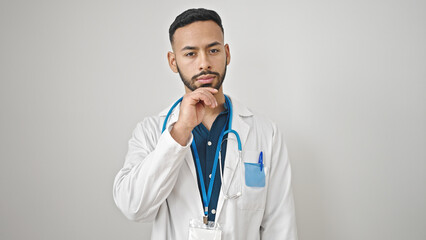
<box><xmin>258</xmin><ymin>151</ymin><xmax>263</xmax><ymax>171</ymax></box>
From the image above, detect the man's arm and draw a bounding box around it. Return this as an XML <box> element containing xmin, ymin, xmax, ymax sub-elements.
<box><xmin>113</xmin><ymin>118</ymin><xmax>192</xmax><ymax>222</ymax></box>
<box><xmin>260</xmin><ymin>124</ymin><xmax>298</xmax><ymax>239</ymax></box>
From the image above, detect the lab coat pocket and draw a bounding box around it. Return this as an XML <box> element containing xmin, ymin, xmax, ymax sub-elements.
<box><xmin>244</xmin><ymin>163</ymin><xmax>265</xmax><ymax>187</ymax></box>
<box><xmin>238</xmin><ymin>150</ymin><xmax>268</xmax><ymax>210</ymax></box>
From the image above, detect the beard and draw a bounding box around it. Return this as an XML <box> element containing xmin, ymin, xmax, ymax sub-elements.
<box><xmin>176</xmin><ymin>62</ymin><xmax>227</xmax><ymax>91</ymax></box>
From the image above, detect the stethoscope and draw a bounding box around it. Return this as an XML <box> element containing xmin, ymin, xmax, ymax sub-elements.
<box><xmin>161</xmin><ymin>95</ymin><xmax>243</xmax><ymax>223</ymax></box>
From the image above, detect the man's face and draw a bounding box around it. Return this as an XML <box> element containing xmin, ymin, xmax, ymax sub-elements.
<box><xmin>168</xmin><ymin>20</ymin><xmax>231</xmax><ymax>92</ymax></box>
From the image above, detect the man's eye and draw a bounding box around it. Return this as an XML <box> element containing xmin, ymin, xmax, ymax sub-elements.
<box><xmin>185</xmin><ymin>52</ymin><xmax>195</xmax><ymax>57</ymax></box>
<box><xmin>210</xmin><ymin>49</ymin><xmax>219</xmax><ymax>53</ymax></box>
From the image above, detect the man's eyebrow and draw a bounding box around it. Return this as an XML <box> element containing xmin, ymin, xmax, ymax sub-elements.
<box><xmin>207</xmin><ymin>41</ymin><xmax>221</xmax><ymax>48</ymax></box>
<box><xmin>181</xmin><ymin>46</ymin><xmax>197</xmax><ymax>51</ymax></box>
<box><xmin>180</xmin><ymin>42</ymin><xmax>222</xmax><ymax>52</ymax></box>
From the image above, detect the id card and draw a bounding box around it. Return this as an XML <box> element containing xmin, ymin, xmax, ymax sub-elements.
<box><xmin>188</xmin><ymin>218</ymin><xmax>222</xmax><ymax>240</ymax></box>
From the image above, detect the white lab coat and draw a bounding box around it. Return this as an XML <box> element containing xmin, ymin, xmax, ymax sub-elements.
<box><xmin>113</xmin><ymin>96</ymin><xmax>298</xmax><ymax>240</ymax></box>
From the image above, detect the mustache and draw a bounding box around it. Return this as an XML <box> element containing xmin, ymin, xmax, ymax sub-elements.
<box><xmin>191</xmin><ymin>70</ymin><xmax>220</xmax><ymax>81</ymax></box>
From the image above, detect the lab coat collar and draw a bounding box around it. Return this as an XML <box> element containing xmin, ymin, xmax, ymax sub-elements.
<box><xmin>228</xmin><ymin>96</ymin><xmax>253</xmax><ymax>118</ymax></box>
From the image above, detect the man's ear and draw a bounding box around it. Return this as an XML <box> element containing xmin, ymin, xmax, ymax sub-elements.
<box><xmin>224</xmin><ymin>44</ymin><xmax>231</xmax><ymax>65</ymax></box>
<box><xmin>167</xmin><ymin>51</ymin><xmax>178</xmax><ymax>73</ymax></box>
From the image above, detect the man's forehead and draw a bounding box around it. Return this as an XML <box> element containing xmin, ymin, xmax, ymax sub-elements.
<box><xmin>172</xmin><ymin>20</ymin><xmax>224</xmax><ymax>50</ymax></box>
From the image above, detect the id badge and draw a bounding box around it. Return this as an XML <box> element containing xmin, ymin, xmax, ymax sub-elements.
<box><xmin>188</xmin><ymin>218</ymin><xmax>222</xmax><ymax>240</ymax></box>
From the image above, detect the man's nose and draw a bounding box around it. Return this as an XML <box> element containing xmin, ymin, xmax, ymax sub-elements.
<box><xmin>198</xmin><ymin>52</ymin><xmax>212</xmax><ymax>71</ymax></box>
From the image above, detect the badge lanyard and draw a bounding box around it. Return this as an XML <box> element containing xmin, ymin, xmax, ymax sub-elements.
<box><xmin>191</xmin><ymin>96</ymin><xmax>231</xmax><ymax>224</ymax></box>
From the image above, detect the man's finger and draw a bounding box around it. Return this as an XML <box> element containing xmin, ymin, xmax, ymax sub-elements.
<box><xmin>189</xmin><ymin>89</ymin><xmax>217</xmax><ymax>108</ymax></box>
<box><xmin>197</xmin><ymin>91</ymin><xmax>217</xmax><ymax>108</ymax></box>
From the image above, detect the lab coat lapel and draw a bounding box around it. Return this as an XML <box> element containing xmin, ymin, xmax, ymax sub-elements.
<box><xmin>216</xmin><ymin>97</ymin><xmax>251</xmax><ymax>221</ymax></box>
<box><xmin>184</xmin><ymin>148</ymin><xmax>198</xmax><ymax>182</ymax></box>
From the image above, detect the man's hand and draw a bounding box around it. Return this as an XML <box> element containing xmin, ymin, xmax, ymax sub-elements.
<box><xmin>170</xmin><ymin>88</ymin><xmax>218</xmax><ymax>146</ymax></box>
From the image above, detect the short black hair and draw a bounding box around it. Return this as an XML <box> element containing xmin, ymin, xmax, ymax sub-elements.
<box><xmin>169</xmin><ymin>8</ymin><xmax>224</xmax><ymax>44</ymax></box>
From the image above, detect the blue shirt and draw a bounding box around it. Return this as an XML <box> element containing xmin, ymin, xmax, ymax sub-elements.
<box><xmin>191</xmin><ymin>107</ymin><xmax>229</xmax><ymax>222</ymax></box>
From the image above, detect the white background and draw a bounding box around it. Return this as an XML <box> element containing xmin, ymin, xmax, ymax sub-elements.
<box><xmin>1</xmin><ymin>0</ymin><xmax>425</xmax><ymax>239</ymax></box>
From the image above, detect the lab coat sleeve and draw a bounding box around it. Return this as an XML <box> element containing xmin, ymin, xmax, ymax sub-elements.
<box><xmin>260</xmin><ymin>123</ymin><xmax>298</xmax><ymax>239</ymax></box>
<box><xmin>113</xmin><ymin>117</ymin><xmax>192</xmax><ymax>222</ymax></box>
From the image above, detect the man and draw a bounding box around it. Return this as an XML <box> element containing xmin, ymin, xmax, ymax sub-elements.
<box><xmin>113</xmin><ymin>8</ymin><xmax>298</xmax><ymax>240</ymax></box>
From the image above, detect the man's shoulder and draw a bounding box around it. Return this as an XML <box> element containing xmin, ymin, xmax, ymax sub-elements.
<box><xmin>135</xmin><ymin>102</ymin><xmax>176</xmax><ymax>127</ymax></box>
<box><xmin>133</xmin><ymin>115</ymin><xmax>162</xmax><ymax>135</ymax></box>
<box><xmin>133</xmin><ymin>101</ymin><xmax>180</xmax><ymax>135</ymax></box>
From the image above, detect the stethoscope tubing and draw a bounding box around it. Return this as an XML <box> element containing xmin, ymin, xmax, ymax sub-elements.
<box><xmin>161</xmin><ymin>95</ymin><xmax>243</xmax><ymax>219</ymax></box>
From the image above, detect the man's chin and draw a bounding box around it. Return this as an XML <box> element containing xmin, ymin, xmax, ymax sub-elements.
<box><xmin>200</xmin><ymin>81</ymin><xmax>223</xmax><ymax>90</ymax></box>
<box><xmin>184</xmin><ymin>80</ymin><xmax>222</xmax><ymax>91</ymax></box>
<box><xmin>200</xmin><ymin>83</ymin><xmax>213</xmax><ymax>88</ymax></box>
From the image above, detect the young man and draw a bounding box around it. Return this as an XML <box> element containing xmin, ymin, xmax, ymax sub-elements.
<box><xmin>113</xmin><ymin>8</ymin><xmax>298</xmax><ymax>240</ymax></box>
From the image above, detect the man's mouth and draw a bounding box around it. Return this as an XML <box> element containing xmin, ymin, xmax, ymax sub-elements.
<box><xmin>196</xmin><ymin>75</ymin><xmax>215</xmax><ymax>84</ymax></box>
